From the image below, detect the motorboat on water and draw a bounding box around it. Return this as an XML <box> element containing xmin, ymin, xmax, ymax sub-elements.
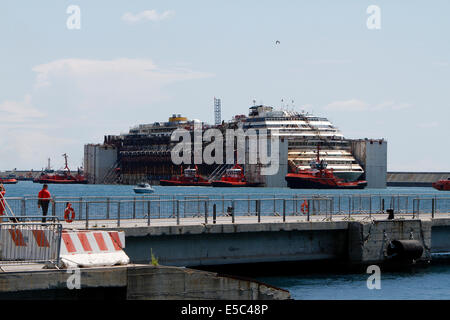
<box><xmin>432</xmin><ymin>178</ymin><xmax>450</xmax><ymax>191</ymax></box>
<box><xmin>133</xmin><ymin>183</ymin><xmax>155</xmax><ymax>194</ymax></box>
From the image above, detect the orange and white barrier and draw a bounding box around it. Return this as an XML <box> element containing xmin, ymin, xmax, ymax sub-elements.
<box><xmin>59</xmin><ymin>230</ymin><xmax>130</xmax><ymax>268</ymax></box>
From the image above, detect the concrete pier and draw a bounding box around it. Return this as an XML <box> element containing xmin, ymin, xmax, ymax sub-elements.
<box><xmin>0</xmin><ymin>264</ymin><xmax>290</xmax><ymax>300</ymax></box>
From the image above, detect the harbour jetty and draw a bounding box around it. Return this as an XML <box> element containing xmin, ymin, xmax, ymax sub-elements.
<box><xmin>0</xmin><ymin>264</ymin><xmax>290</xmax><ymax>300</ymax></box>
<box><xmin>387</xmin><ymin>172</ymin><xmax>450</xmax><ymax>187</ymax></box>
<box><xmin>1</xmin><ymin>192</ymin><xmax>449</xmax><ymax>299</ymax></box>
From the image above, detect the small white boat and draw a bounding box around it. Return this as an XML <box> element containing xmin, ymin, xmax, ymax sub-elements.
<box><xmin>133</xmin><ymin>183</ymin><xmax>155</xmax><ymax>194</ymax></box>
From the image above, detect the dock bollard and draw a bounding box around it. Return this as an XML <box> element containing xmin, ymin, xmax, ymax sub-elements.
<box><xmin>213</xmin><ymin>204</ymin><xmax>216</xmax><ymax>224</ymax></box>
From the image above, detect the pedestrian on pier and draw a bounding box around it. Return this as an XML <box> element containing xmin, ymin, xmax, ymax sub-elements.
<box><xmin>38</xmin><ymin>184</ymin><xmax>54</xmax><ymax>223</ymax></box>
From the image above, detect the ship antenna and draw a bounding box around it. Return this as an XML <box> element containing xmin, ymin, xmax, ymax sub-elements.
<box><xmin>62</xmin><ymin>153</ymin><xmax>70</xmax><ymax>175</ymax></box>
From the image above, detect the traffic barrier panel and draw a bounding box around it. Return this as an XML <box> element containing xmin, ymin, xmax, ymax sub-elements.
<box><xmin>59</xmin><ymin>230</ymin><xmax>129</xmax><ymax>268</ymax></box>
<box><xmin>0</xmin><ymin>223</ymin><xmax>61</xmax><ymax>265</ymax></box>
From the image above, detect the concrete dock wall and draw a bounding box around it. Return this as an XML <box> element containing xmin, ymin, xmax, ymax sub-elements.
<box><xmin>348</xmin><ymin>220</ymin><xmax>432</xmax><ymax>264</ymax></box>
<box><xmin>112</xmin><ymin>218</ymin><xmax>450</xmax><ymax>268</ymax></box>
<box><xmin>0</xmin><ymin>265</ymin><xmax>290</xmax><ymax>300</ymax></box>
<box><xmin>119</xmin><ymin>222</ymin><xmax>348</xmax><ymax>266</ymax></box>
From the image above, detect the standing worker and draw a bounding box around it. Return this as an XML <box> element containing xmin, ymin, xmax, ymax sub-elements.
<box><xmin>0</xmin><ymin>184</ymin><xmax>5</xmax><ymax>223</ymax></box>
<box><xmin>38</xmin><ymin>184</ymin><xmax>54</xmax><ymax>223</ymax></box>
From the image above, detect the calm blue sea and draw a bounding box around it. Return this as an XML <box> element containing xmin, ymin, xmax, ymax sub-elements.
<box><xmin>3</xmin><ymin>182</ymin><xmax>449</xmax><ymax>300</ymax></box>
<box><xmin>257</xmin><ymin>263</ymin><xmax>450</xmax><ymax>300</ymax></box>
<box><xmin>2</xmin><ymin>181</ymin><xmax>443</xmax><ymax>198</ymax></box>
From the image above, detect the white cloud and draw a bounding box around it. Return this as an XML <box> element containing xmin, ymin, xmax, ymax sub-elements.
<box><xmin>0</xmin><ymin>94</ymin><xmax>44</xmax><ymax>123</ymax></box>
<box><xmin>31</xmin><ymin>58</ymin><xmax>213</xmax><ymax>110</ymax></box>
<box><xmin>0</xmin><ymin>57</ymin><xmax>212</xmax><ymax>169</ymax></box>
<box><xmin>324</xmin><ymin>99</ymin><xmax>412</xmax><ymax>112</ymax></box>
<box><xmin>122</xmin><ymin>10</ymin><xmax>174</xmax><ymax>24</ymax></box>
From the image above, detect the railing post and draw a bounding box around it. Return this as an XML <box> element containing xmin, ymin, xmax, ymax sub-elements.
<box><xmin>204</xmin><ymin>201</ymin><xmax>208</xmax><ymax>225</ymax></box>
<box><xmin>307</xmin><ymin>199</ymin><xmax>310</xmax><ymax>222</ymax></box>
<box><xmin>273</xmin><ymin>196</ymin><xmax>276</xmax><ymax>216</ymax></box>
<box><xmin>176</xmin><ymin>200</ymin><xmax>180</xmax><ymax>225</ymax></box>
<box><xmin>147</xmin><ymin>200</ymin><xmax>151</xmax><ymax>226</ymax></box>
<box><xmin>21</xmin><ymin>198</ymin><xmax>26</xmax><ymax>216</ymax></box>
<box><xmin>52</xmin><ymin>200</ymin><xmax>56</xmax><ymax>219</ymax></box>
<box><xmin>232</xmin><ymin>200</ymin><xmax>235</xmax><ymax>224</ymax></box>
<box><xmin>172</xmin><ymin>197</ymin><xmax>176</xmax><ymax>218</ymax></box>
<box><xmin>222</xmin><ymin>195</ymin><xmax>225</xmax><ymax>215</ymax></box>
<box><xmin>329</xmin><ymin>199</ymin><xmax>333</xmax><ymax>221</ymax></box>
<box><xmin>338</xmin><ymin>195</ymin><xmax>341</xmax><ymax>214</ymax></box>
<box><xmin>133</xmin><ymin>197</ymin><xmax>136</xmax><ymax>219</ymax></box>
<box><xmin>432</xmin><ymin>198</ymin><xmax>435</xmax><ymax>219</ymax></box>
<box><xmin>117</xmin><ymin>201</ymin><xmax>121</xmax><ymax>227</ymax></box>
<box><xmin>79</xmin><ymin>197</ymin><xmax>83</xmax><ymax>220</ymax></box>
<box><xmin>213</xmin><ymin>204</ymin><xmax>217</xmax><ymax>224</ymax></box>
<box><xmin>283</xmin><ymin>199</ymin><xmax>286</xmax><ymax>223</ymax></box>
<box><xmin>257</xmin><ymin>200</ymin><xmax>261</xmax><ymax>223</ymax></box>
<box><xmin>106</xmin><ymin>197</ymin><xmax>110</xmax><ymax>219</ymax></box>
<box><xmin>85</xmin><ymin>202</ymin><xmax>89</xmax><ymax>229</ymax></box>
<box><xmin>295</xmin><ymin>195</ymin><xmax>298</xmax><ymax>215</ymax></box>
<box><xmin>348</xmin><ymin>197</ymin><xmax>351</xmax><ymax>219</ymax></box>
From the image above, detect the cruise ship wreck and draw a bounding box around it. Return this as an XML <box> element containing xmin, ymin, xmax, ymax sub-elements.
<box><xmin>242</xmin><ymin>105</ymin><xmax>364</xmax><ymax>182</ymax></box>
<box><xmin>84</xmin><ymin>104</ymin><xmax>387</xmax><ymax>188</ymax></box>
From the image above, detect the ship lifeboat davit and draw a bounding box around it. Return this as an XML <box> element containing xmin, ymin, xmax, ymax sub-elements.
<box><xmin>432</xmin><ymin>178</ymin><xmax>450</xmax><ymax>191</ymax></box>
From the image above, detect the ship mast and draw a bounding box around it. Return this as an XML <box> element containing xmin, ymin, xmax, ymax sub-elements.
<box><xmin>62</xmin><ymin>153</ymin><xmax>71</xmax><ymax>175</ymax></box>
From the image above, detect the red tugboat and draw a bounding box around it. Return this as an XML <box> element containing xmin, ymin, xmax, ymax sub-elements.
<box><xmin>211</xmin><ymin>164</ymin><xmax>262</xmax><ymax>187</ymax></box>
<box><xmin>285</xmin><ymin>145</ymin><xmax>367</xmax><ymax>189</ymax></box>
<box><xmin>0</xmin><ymin>175</ymin><xmax>18</xmax><ymax>184</ymax></box>
<box><xmin>33</xmin><ymin>154</ymin><xmax>87</xmax><ymax>184</ymax></box>
<box><xmin>160</xmin><ymin>166</ymin><xmax>211</xmax><ymax>186</ymax></box>
<box><xmin>432</xmin><ymin>178</ymin><xmax>450</xmax><ymax>191</ymax></box>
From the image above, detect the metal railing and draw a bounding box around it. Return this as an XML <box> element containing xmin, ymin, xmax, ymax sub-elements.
<box><xmin>0</xmin><ymin>219</ymin><xmax>62</xmax><ymax>267</ymax></box>
<box><xmin>2</xmin><ymin>193</ymin><xmax>449</xmax><ymax>228</ymax></box>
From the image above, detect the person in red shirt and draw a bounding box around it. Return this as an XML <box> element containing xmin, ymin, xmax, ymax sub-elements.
<box><xmin>38</xmin><ymin>184</ymin><xmax>54</xmax><ymax>223</ymax></box>
<box><xmin>0</xmin><ymin>184</ymin><xmax>5</xmax><ymax>223</ymax></box>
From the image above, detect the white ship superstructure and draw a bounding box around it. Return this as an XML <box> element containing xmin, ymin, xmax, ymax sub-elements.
<box><xmin>240</xmin><ymin>105</ymin><xmax>364</xmax><ymax>181</ymax></box>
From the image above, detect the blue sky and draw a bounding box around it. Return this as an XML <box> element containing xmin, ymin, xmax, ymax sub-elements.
<box><xmin>0</xmin><ymin>0</ymin><xmax>449</xmax><ymax>171</ymax></box>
